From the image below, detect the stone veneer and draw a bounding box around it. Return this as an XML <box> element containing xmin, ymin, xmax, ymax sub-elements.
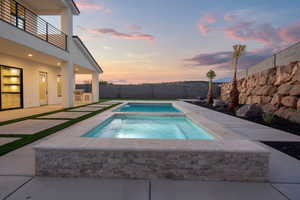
<box><xmin>35</xmin><ymin>145</ymin><xmax>269</xmax><ymax>182</ymax></box>
<box><xmin>221</xmin><ymin>61</ymin><xmax>300</xmax><ymax>124</ymax></box>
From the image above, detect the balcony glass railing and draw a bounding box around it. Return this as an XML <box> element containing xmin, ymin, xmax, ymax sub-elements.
<box><xmin>0</xmin><ymin>0</ymin><xmax>67</xmax><ymax>50</ymax></box>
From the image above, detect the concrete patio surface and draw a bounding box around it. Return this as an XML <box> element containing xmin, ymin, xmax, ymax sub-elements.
<box><xmin>0</xmin><ymin>176</ymin><xmax>32</xmax><ymax>200</ymax></box>
<box><xmin>0</xmin><ymin>101</ymin><xmax>299</xmax><ymax>199</ymax></box>
<box><xmin>87</xmin><ymin>104</ymin><xmax>111</xmax><ymax>108</ymax></box>
<box><xmin>228</xmin><ymin>127</ymin><xmax>300</xmax><ymax>142</ymax></box>
<box><xmin>0</xmin><ymin>119</ymin><xmax>68</xmax><ymax>135</ymax></box>
<box><xmin>4</xmin><ymin>178</ymin><xmax>148</xmax><ymax>200</ymax></box>
<box><xmin>273</xmin><ymin>184</ymin><xmax>300</xmax><ymax>200</ymax></box>
<box><xmin>0</xmin><ymin>138</ymin><xmax>19</xmax><ymax>146</ymax></box>
<box><xmin>37</xmin><ymin>112</ymin><xmax>90</xmax><ymax>119</ymax></box>
<box><xmin>151</xmin><ymin>180</ymin><xmax>287</xmax><ymax>200</ymax></box>
<box><xmin>0</xmin><ymin>105</ymin><xmax>63</xmax><ymax>123</ymax></box>
<box><xmin>69</xmin><ymin>107</ymin><xmax>103</xmax><ymax>112</ymax></box>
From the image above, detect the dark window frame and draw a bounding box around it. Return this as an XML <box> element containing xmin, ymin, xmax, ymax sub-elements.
<box><xmin>0</xmin><ymin>65</ymin><xmax>24</xmax><ymax>111</ymax></box>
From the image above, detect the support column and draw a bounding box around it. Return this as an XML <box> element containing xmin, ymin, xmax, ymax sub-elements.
<box><xmin>61</xmin><ymin>8</ymin><xmax>73</xmax><ymax>51</ymax></box>
<box><xmin>61</xmin><ymin>62</ymin><xmax>75</xmax><ymax>107</ymax></box>
<box><xmin>92</xmin><ymin>72</ymin><xmax>100</xmax><ymax>102</ymax></box>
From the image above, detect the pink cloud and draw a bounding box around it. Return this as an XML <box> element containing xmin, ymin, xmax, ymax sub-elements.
<box><xmin>202</xmin><ymin>13</ymin><xmax>217</xmax><ymax>24</ymax></box>
<box><xmin>198</xmin><ymin>12</ymin><xmax>218</xmax><ymax>35</ymax></box>
<box><xmin>224</xmin><ymin>13</ymin><xmax>236</xmax><ymax>21</ymax></box>
<box><xmin>278</xmin><ymin>21</ymin><xmax>300</xmax><ymax>43</ymax></box>
<box><xmin>223</xmin><ymin>22</ymin><xmax>281</xmax><ymax>46</ymax></box>
<box><xmin>198</xmin><ymin>23</ymin><xmax>210</xmax><ymax>35</ymax></box>
<box><xmin>184</xmin><ymin>49</ymin><xmax>271</xmax><ymax>71</ymax></box>
<box><xmin>198</xmin><ymin>12</ymin><xmax>300</xmax><ymax>52</ymax></box>
<box><xmin>75</xmin><ymin>0</ymin><xmax>111</xmax><ymax>13</ymax></box>
<box><xmin>127</xmin><ymin>24</ymin><xmax>142</xmax><ymax>31</ymax></box>
<box><xmin>80</xmin><ymin>26</ymin><xmax>155</xmax><ymax>42</ymax></box>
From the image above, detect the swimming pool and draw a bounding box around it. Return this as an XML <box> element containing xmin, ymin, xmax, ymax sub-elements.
<box><xmin>83</xmin><ymin>114</ymin><xmax>214</xmax><ymax>140</ymax></box>
<box><xmin>114</xmin><ymin>103</ymin><xmax>182</xmax><ymax>113</ymax></box>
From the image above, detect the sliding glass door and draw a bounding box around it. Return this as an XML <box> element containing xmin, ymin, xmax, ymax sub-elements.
<box><xmin>0</xmin><ymin>65</ymin><xmax>23</xmax><ymax>110</ymax></box>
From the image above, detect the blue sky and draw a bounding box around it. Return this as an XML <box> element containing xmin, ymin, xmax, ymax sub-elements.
<box><xmin>71</xmin><ymin>0</ymin><xmax>300</xmax><ymax>84</ymax></box>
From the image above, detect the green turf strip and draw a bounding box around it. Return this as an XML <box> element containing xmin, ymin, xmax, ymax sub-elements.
<box><xmin>0</xmin><ymin>134</ymin><xmax>28</xmax><ymax>138</ymax></box>
<box><xmin>0</xmin><ymin>103</ymin><xmax>119</xmax><ymax>156</ymax></box>
<box><xmin>0</xmin><ymin>100</ymin><xmax>108</xmax><ymax>126</ymax></box>
<box><xmin>30</xmin><ymin>118</ymin><xmax>73</xmax><ymax>121</ymax></box>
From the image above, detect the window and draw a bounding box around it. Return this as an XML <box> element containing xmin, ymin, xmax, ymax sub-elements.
<box><xmin>57</xmin><ymin>75</ymin><xmax>62</xmax><ymax>97</ymax></box>
<box><xmin>0</xmin><ymin>65</ymin><xmax>23</xmax><ymax>110</ymax></box>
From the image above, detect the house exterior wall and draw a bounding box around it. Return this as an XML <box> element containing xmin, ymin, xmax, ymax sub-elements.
<box><xmin>0</xmin><ymin>20</ymin><xmax>69</xmax><ymax>61</ymax></box>
<box><xmin>0</xmin><ymin>53</ymin><xmax>62</xmax><ymax>108</ymax></box>
<box><xmin>0</xmin><ymin>2</ymin><xmax>101</xmax><ymax>108</ymax></box>
<box><xmin>71</xmin><ymin>40</ymin><xmax>97</xmax><ymax>72</ymax></box>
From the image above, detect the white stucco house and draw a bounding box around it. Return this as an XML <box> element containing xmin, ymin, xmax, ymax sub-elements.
<box><xmin>0</xmin><ymin>0</ymin><xmax>102</xmax><ymax>111</ymax></box>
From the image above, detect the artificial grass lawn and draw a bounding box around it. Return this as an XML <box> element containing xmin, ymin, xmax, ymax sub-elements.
<box><xmin>0</xmin><ymin>103</ymin><xmax>119</xmax><ymax>156</ymax></box>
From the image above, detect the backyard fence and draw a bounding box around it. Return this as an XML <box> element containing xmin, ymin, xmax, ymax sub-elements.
<box><xmin>238</xmin><ymin>41</ymin><xmax>300</xmax><ymax>78</ymax></box>
<box><xmin>98</xmin><ymin>82</ymin><xmax>220</xmax><ymax>99</ymax></box>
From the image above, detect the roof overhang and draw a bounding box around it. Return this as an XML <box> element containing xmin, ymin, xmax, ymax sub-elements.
<box><xmin>72</xmin><ymin>36</ymin><xmax>103</xmax><ymax>73</ymax></box>
<box><xmin>65</xmin><ymin>0</ymin><xmax>80</xmax><ymax>15</ymax></box>
<box><xmin>20</xmin><ymin>0</ymin><xmax>80</xmax><ymax>15</ymax></box>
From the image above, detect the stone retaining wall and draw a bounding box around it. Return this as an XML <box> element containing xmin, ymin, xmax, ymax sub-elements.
<box><xmin>221</xmin><ymin>61</ymin><xmax>300</xmax><ymax>124</ymax></box>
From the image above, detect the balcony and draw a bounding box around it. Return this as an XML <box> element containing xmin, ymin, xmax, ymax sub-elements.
<box><xmin>0</xmin><ymin>0</ymin><xmax>67</xmax><ymax>51</ymax></box>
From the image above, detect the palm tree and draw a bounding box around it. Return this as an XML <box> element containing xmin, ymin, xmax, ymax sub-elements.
<box><xmin>206</xmin><ymin>69</ymin><xmax>216</xmax><ymax>105</ymax></box>
<box><xmin>229</xmin><ymin>44</ymin><xmax>246</xmax><ymax>111</ymax></box>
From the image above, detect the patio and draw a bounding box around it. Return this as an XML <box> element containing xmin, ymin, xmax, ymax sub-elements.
<box><xmin>0</xmin><ymin>105</ymin><xmax>63</xmax><ymax>123</ymax></box>
<box><xmin>0</xmin><ymin>101</ymin><xmax>299</xmax><ymax>199</ymax></box>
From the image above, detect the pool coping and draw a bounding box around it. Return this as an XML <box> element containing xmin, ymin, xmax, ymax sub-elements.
<box><xmin>34</xmin><ymin>101</ymin><xmax>270</xmax><ymax>182</ymax></box>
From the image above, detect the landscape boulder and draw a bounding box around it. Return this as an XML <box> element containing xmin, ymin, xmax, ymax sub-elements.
<box><xmin>236</xmin><ymin>104</ymin><xmax>263</xmax><ymax>119</ymax></box>
<box><xmin>281</xmin><ymin>96</ymin><xmax>298</xmax><ymax>108</ymax></box>
<box><xmin>271</xmin><ymin>94</ymin><xmax>282</xmax><ymax>106</ymax></box>
<box><xmin>213</xmin><ymin>99</ymin><xmax>227</xmax><ymax>108</ymax></box>
<box><xmin>252</xmin><ymin>96</ymin><xmax>262</xmax><ymax>104</ymax></box>
<box><xmin>289</xmin><ymin>85</ymin><xmax>300</xmax><ymax>96</ymax></box>
<box><xmin>289</xmin><ymin>111</ymin><xmax>300</xmax><ymax>124</ymax></box>
<box><xmin>262</xmin><ymin>104</ymin><xmax>277</xmax><ymax>114</ymax></box>
<box><xmin>261</xmin><ymin>86</ymin><xmax>277</xmax><ymax>96</ymax></box>
<box><xmin>274</xmin><ymin>107</ymin><xmax>291</xmax><ymax>119</ymax></box>
<box><xmin>277</xmin><ymin>83</ymin><xmax>292</xmax><ymax>95</ymax></box>
<box><xmin>261</xmin><ymin>96</ymin><xmax>272</xmax><ymax>104</ymax></box>
<box><xmin>275</xmin><ymin>66</ymin><xmax>293</xmax><ymax>85</ymax></box>
<box><xmin>292</xmin><ymin>63</ymin><xmax>300</xmax><ymax>82</ymax></box>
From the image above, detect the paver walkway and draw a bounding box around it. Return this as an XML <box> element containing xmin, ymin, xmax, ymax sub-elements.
<box><xmin>0</xmin><ymin>120</ymin><xmax>67</xmax><ymax>135</ymax></box>
<box><xmin>0</xmin><ymin>105</ymin><xmax>63</xmax><ymax>123</ymax></box>
<box><xmin>69</xmin><ymin>107</ymin><xmax>105</xmax><ymax>112</ymax></box>
<box><xmin>0</xmin><ymin>101</ymin><xmax>299</xmax><ymax>199</ymax></box>
<box><xmin>0</xmin><ymin>138</ymin><xmax>18</xmax><ymax>146</ymax></box>
<box><xmin>37</xmin><ymin>112</ymin><xmax>91</xmax><ymax>119</ymax></box>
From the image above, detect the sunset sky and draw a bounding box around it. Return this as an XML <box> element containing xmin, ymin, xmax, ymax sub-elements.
<box><xmin>72</xmin><ymin>0</ymin><xmax>300</xmax><ymax>84</ymax></box>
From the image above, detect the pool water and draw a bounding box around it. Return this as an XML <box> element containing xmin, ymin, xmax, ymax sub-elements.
<box><xmin>83</xmin><ymin>115</ymin><xmax>214</xmax><ymax>140</ymax></box>
<box><xmin>114</xmin><ymin>103</ymin><xmax>181</xmax><ymax>113</ymax></box>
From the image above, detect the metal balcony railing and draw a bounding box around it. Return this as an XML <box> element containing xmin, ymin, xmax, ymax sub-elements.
<box><xmin>0</xmin><ymin>0</ymin><xmax>67</xmax><ymax>51</ymax></box>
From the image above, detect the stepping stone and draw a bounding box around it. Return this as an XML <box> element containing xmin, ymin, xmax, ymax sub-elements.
<box><xmin>6</xmin><ymin>177</ymin><xmax>148</xmax><ymax>200</ymax></box>
<box><xmin>0</xmin><ymin>176</ymin><xmax>31</xmax><ymax>200</ymax></box>
<box><xmin>87</xmin><ymin>104</ymin><xmax>110</xmax><ymax>108</ymax></box>
<box><xmin>38</xmin><ymin>112</ymin><xmax>90</xmax><ymax>119</ymax></box>
<box><xmin>0</xmin><ymin>120</ymin><xmax>68</xmax><ymax>135</ymax></box>
<box><xmin>98</xmin><ymin>102</ymin><xmax>118</xmax><ymax>105</ymax></box>
<box><xmin>69</xmin><ymin>107</ymin><xmax>103</xmax><ymax>112</ymax></box>
<box><xmin>0</xmin><ymin>137</ymin><xmax>19</xmax><ymax>146</ymax></box>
